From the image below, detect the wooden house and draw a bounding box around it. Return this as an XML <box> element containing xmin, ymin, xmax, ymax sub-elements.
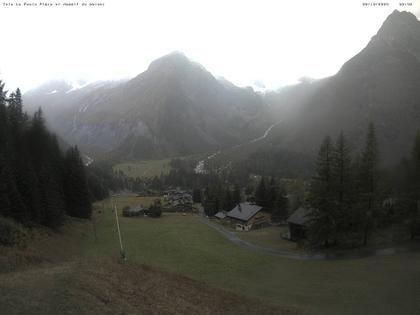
<box><xmin>287</xmin><ymin>207</ymin><xmax>309</xmax><ymax>241</ymax></box>
<box><xmin>226</xmin><ymin>203</ymin><xmax>270</xmax><ymax>231</ymax></box>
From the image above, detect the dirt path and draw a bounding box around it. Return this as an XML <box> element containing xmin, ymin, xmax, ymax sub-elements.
<box><xmin>197</xmin><ymin>216</ymin><xmax>420</xmax><ymax>260</ymax></box>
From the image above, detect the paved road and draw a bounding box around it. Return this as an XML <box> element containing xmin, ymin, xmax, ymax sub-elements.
<box><xmin>197</xmin><ymin>216</ymin><xmax>420</xmax><ymax>260</ymax></box>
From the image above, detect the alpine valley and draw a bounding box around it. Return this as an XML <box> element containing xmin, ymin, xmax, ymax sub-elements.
<box><xmin>24</xmin><ymin>10</ymin><xmax>420</xmax><ymax>167</ymax></box>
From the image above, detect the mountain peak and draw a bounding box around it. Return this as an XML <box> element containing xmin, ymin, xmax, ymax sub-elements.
<box><xmin>147</xmin><ymin>51</ymin><xmax>192</xmax><ymax>72</ymax></box>
<box><xmin>376</xmin><ymin>10</ymin><xmax>420</xmax><ymax>39</ymax></box>
<box><xmin>361</xmin><ymin>9</ymin><xmax>420</xmax><ymax>62</ymax></box>
<box><xmin>387</xmin><ymin>10</ymin><xmax>418</xmax><ymax>23</ymax></box>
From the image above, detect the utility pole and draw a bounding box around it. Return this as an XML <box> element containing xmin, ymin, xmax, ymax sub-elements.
<box><xmin>112</xmin><ymin>196</ymin><xmax>126</xmax><ymax>261</ymax></box>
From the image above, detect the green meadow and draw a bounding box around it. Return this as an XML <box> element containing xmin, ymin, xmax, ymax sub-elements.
<box><xmin>84</xmin><ymin>196</ymin><xmax>420</xmax><ymax>315</ymax></box>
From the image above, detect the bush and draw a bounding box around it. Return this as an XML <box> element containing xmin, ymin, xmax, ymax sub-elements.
<box><xmin>149</xmin><ymin>199</ymin><xmax>162</xmax><ymax>218</ymax></box>
<box><xmin>0</xmin><ymin>217</ymin><xmax>28</xmax><ymax>248</ymax></box>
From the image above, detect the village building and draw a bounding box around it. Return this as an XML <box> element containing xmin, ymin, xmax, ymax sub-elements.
<box><xmin>287</xmin><ymin>207</ymin><xmax>310</xmax><ymax>241</ymax></box>
<box><xmin>226</xmin><ymin>203</ymin><xmax>271</xmax><ymax>231</ymax></box>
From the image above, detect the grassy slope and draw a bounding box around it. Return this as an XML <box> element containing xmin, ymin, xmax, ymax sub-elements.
<box><xmin>114</xmin><ymin>159</ymin><xmax>172</xmax><ymax>178</ymax></box>
<box><xmin>0</xmin><ymin>217</ymin><xmax>89</xmax><ymax>273</ymax></box>
<box><xmin>1</xmin><ymin>259</ymin><xmax>293</xmax><ymax>315</ymax></box>
<box><xmin>0</xmin><ymin>212</ymin><xmax>296</xmax><ymax>315</ymax></box>
<box><xmin>84</xmin><ymin>196</ymin><xmax>420</xmax><ymax>315</ymax></box>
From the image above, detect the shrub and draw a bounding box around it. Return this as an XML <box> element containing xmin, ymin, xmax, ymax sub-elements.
<box><xmin>0</xmin><ymin>217</ymin><xmax>28</xmax><ymax>248</ymax></box>
<box><xmin>149</xmin><ymin>199</ymin><xmax>162</xmax><ymax>218</ymax></box>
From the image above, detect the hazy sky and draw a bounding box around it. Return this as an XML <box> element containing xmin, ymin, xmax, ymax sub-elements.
<box><xmin>0</xmin><ymin>0</ymin><xmax>419</xmax><ymax>92</ymax></box>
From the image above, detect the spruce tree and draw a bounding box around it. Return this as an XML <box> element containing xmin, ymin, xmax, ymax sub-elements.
<box><xmin>192</xmin><ymin>188</ymin><xmax>202</xmax><ymax>203</ymax></box>
<box><xmin>0</xmin><ymin>155</ymin><xmax>12</xmax><ymax>218</ymax></box>
<box><xmin>38</xmin><ymin>166</ymin><xmax>65</xmax><ymax>227</ymax></box>
<box><xmin>0</xmin><ymin>82</ymin><xmax>7</xmax><ymax>151</ymax></box>
<box><xmin>330</xmin><ymin>132</ymin><xmax>354</xmax><ymax>243</ymax></box>
<box><xmin>25</xmin><ymin>109</ymin><xmax>66</xmax><ymax>227</ymax></box>
<box><xmin>272</xmin><ymin>185</ymin><xmax>289</xmax><ymax>222</ymax></box>
<box><xmin>63</xmin><ymin>147</ymin><xmax>92</xmax><ymax>219</ymax></box>
<box><xmin>409</xmin><ymin>131</ymin><xmax>420</xmax><ymax>239</ymax></box>
<box><xmin>222</xmin><ymin>188</ymin><xmax>233</xmax><ymax>211</ymax></box>
<box><xmin>232</xmin><ymin>185</ymin><xmax>241</xmax><ymax>205</ymax></box>
<box><xmin>331</xmin><ymin>132</ymin><xmax>353</xmax><ymax>208</ymax></box>
<box><xmin>267</xmin><ymin>177</ymin><xmax>278</xmax><ymax>210</ymax></box>
<box><xmin>307</xmin><ymin>136</ymin><xmax>335</xmax><ymax>246</ymax></box>
<box><xmin>359</xmin><ymin>123</ymin><xmax>380</xmax><ymax>245</ymax></box>
<box><xmin>0</xmin><ymin>154</ymin><xmax>28</xmax><ymax>222</ymax></box>
<box><xmin>255</xmin><ymin>177</ymin><xmax>267</xmax><ymax>207</ymax></box>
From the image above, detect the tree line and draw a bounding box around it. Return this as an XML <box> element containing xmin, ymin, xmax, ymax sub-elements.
<box><xmin>254</xmin><ymin>177</ymin><xmax>289</xmax><ymax>222</ymax></box>
<box><xmin>0</xmin><ymin>81</ymin><xmax>91</xmax><ymax>228</ymax></box>
<box><xmin>307</xmin><ymin>123</ymin><xmax>420</xmax><ymax>247</ymax></box>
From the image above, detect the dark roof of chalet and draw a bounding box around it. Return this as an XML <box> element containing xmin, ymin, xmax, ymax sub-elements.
<box><xmin>214</xmin><ymin>211</ymin><xmax>227</xmax><ymax>219</ymax></box>
<box><xmin>226</xmin><ymin>203</ymin><xmax>263</xmax><ymax>221</ymax></box>
<box><xmin>287</xmin><ymin>207</ymin><xmax>310</xmax><ymax>226</ymax></box>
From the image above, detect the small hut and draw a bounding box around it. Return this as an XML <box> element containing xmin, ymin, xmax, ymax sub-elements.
<box><xmin>287</xmin><ymin>207</ymin><xmax>310</xmax><ymax>241</ymax></box>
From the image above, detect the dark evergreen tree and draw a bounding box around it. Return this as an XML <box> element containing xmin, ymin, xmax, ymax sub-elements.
<box><xmin>307</xmin><ymin>136</ymin><xmax>336</xmax><ymax>246</ymax></box>
<box><xmin>38</xmin><ymin>166</ymin><xmax>65</xmax><ymax>227</ymax></box>
<box><xmin>267</xmin><ymin>177</ymin><xmax>278</xmax><ymax>210</ymax></box>
<box><xmin>272</xmin><ymin>185</ymin><xmax>289</xmax><ymax>222</ymax></box>
<box><xmin>203</xmin><ymin>186</ymin><xmax>220</xmax><ymax>216</ymax></box>
<box><xmin>330</xmin><ymin>132</ymin><xmax>355</xmax><ymax>242</ymax></box>
<box><xmin>0</xmin><ymin>155</ymin><xmax>13</xmax><ymax>218</ymax></box>
<box><xmin>0</xmin><ymin>82</ymin><xmax>93</xmax><ymax>229</ymax></box>
<box><xmin>222</xmin><ymin>188</ymin><xmax>233</xmax><ymax>211</ymax></box>
<box><xmin>255</xmin><ymin>177</ymin><xmax>267</xmax><ymax>207</ymax></box>
<box><xmin>408</xmin><ymin>131</ymin><xmax>420</xmax><ymax>239</ymax></box>
<box><xmin>358</xmin><ymin>123</ymin><xmax>380</xmax><ymax>245</ymax></box>
<box><xmin>192</xmin><ymin>188</ymin><xmax>202</xmax><ymax>203</ymax></box>
<box><xmin>149</xmin><ymin>199</ymin><xmax>162</xmax><ymax>218</ymax></box>
<box><xmin>232</xmin><ymin>185</ymin><xmax>241</xmax><ymax>205</ymax></box>
<box><xmin>63</xmin><ymin>147</ymin><xmax>92</xmax><ymax>219</ymax></box>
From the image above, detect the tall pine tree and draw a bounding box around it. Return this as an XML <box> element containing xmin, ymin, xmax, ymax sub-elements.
<box><xmin>63</xmin><ymin>147</ymin><xmax>92</xmax><ymax>219</ymax></box>
<box><xmin>307</xmin><ymin>136</ymin><xmax>336</xmax><ymax>246</ymax></box>
<box><xmin>330</xmin><ymin>132</ymin><xmax>355</xmax><ymax>243</ymax></box>
<box><xmin>408</xmin><ymin>131</ymin><xmax>420</xmax><ymax>239</ymax></box>
<box><xmin>358</xmin><ymin>123</ymin><xmax>380</xmax><ymax>245</ymax></box>
<box><xmin>255</xmin><ymin>177</ymin><xmax>267</xmax><ymax>207</ymax></box>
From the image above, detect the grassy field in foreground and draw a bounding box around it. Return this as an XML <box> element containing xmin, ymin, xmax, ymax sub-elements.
<box><xmin>113</xmin><ymin>159</ymin><xmax>172</xmax><ymax>178</ymax></box>
<box><xmin>84</xmin><ymin>196</ymin><xmax>420</xmax><ymax>315</ymax></box>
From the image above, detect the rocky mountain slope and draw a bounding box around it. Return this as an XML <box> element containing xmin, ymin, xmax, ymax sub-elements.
<box><xmin>24</xmin><ymin>11</ymin><xmax>420</xmax><ymax>167</ymax></box>
<box><xmin>266</xmin><ymin>10</ymin><xmax>420</xmax><ymax>165</ymax></box>
<box><xmin>24</xmin><ymin>52</ymin><xmax>271</xmax><ymax>160</ymax></box>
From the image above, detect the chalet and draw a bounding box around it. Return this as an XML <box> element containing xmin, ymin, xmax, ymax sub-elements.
<box><xmin>226</xmin><ymin>203</ymin><xmax>270</xmax><ymax>231</ymax></box>
<box><xmin>287</xmin><ymin>207</ymin><xmax>310</xmax><ymax>241</ymax></box>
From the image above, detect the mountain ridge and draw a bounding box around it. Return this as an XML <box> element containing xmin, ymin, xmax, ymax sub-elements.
<box><xmin>24</xmin><ymin>52</ymin><xmax>272</xmax><ymax>160</ymax></box>
<box><xmin>266</xmin><ymin>10</ymin><xmax>420</xmax><ymax>165</ymax></box>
